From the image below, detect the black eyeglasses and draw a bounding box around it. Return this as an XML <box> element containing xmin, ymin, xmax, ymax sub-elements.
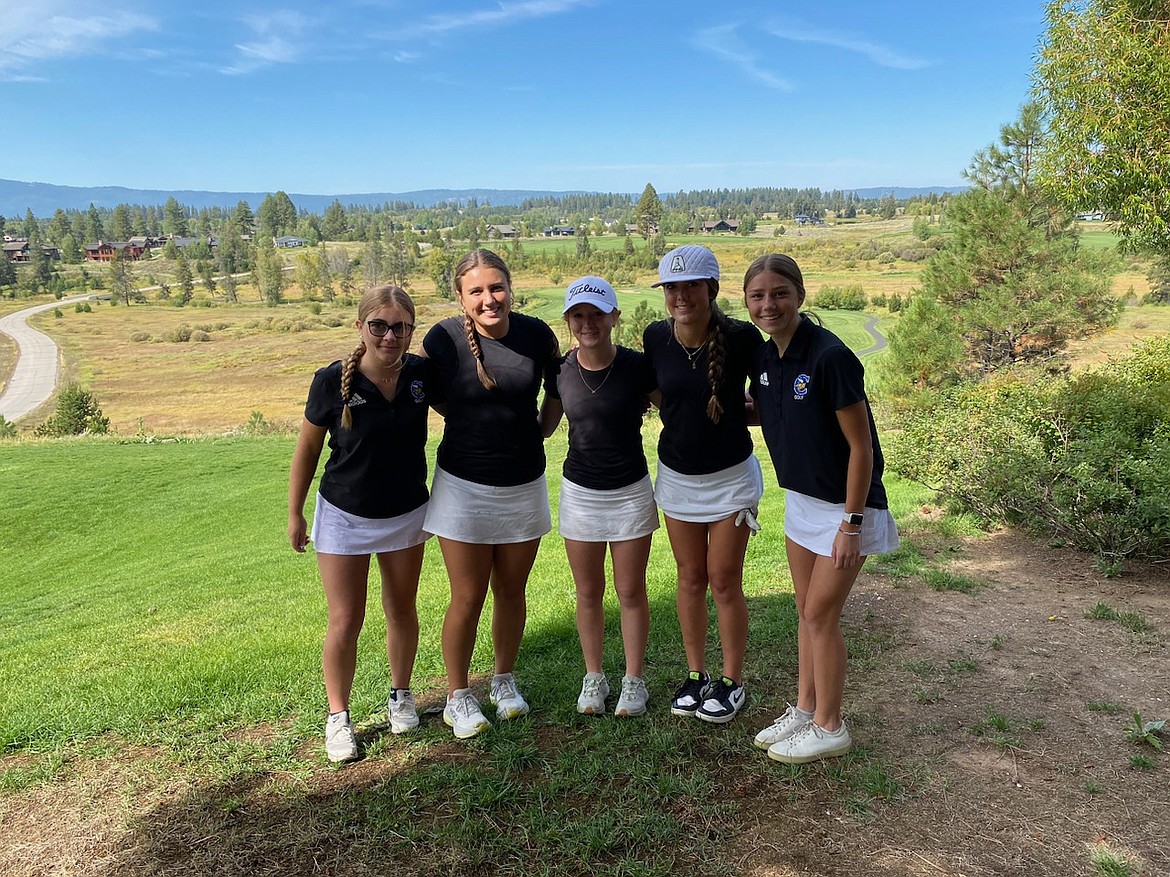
<box><xmin>365</xmin><ymin>320</ymin><xmax>415</xmax><ymax>339</ymax></box>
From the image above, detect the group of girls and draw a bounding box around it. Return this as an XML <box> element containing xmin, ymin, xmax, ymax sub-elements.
<box><xmin>288</xmin><ymin>243</ymin><xmax>897</xmax><ymax>766</ymax></box>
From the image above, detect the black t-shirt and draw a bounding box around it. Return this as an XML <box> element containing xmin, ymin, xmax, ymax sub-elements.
<box><xmin>303</xmin><ymin>353</ymin><xmax>432</xmax><ymax>519</ymax></box>
<box><xmin>548</xmin><ymin>346</ymin><xmax>657</xmax><ymax>491</ymax></box>
<box><xmin>423</xmin><ymin>313</ymin><xmax>559</xmax><ymax>487</ymax></box>
<box><xmin>749</xmin><ymin>315</ymin><xmax>888</xmax><ymax>509</ymax></box>
<box><xmin>643</xmin><ymin>316</ymin><xmax>763</xmax><ymax>475</ymax></box>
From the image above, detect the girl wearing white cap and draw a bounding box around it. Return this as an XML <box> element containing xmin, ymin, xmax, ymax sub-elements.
<box><xmin>644</xmin><ymin>244</ymin><xmax>764</xmax><ymax>724</ymax></box>
<box><xmin>422</xmin><ymin>249</ymin><xmax>561</xmax><ymax>739</ymax></box>
<box><xmin>743</xmin><ymin>253</ymin><xmax>898</xmax><ymax>763</ymax></box>
<box><xmin>541</xmin><ymin>276</ymin><xmax>658</xmax><ymax>717</ymax></box>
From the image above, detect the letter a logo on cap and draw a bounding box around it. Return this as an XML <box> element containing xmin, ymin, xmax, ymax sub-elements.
<box><xmin>670</xmin><ymin>254</ymin><xmax>686</xmax><ymax>273</ymax></box>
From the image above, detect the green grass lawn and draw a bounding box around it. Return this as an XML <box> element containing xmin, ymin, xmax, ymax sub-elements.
<box><xmin>1</xmin><ymin>430</ymin><xmax>931</xmax><ymax>874</ymax></box>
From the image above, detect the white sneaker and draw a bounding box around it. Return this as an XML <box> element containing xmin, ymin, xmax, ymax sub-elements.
<box><xmin>324</xmin><ymin>711</ymin><xmax>359</xmax><ymax>763</ymax></box>
<box><xmin>767</xmin><ymin>720</ymin><xmax>852</xmax><ymax>764</ymax></box>
<box><xmin>577</xmin><ymin>672</ymin><xmax>610</xmax><ymax>715</ymax></box>
<box><xmin>614</xmin><ymin>675</ymin><xmax>649</xmax><ymax>717</ymax></box>
<box><xmin>490</xmin><ymin>673</ymin><xmax>530</xmax><ymax>719</ymax></box>
<box><xmin>388</xmin><ymin>688</ymin><xmax>419</xmax><ymax>735</ymax></box>
<box><xmin>443</xmin><ymin>688</ymin><xmax>491</xmax><ymax>739</ymax></box>
<box><xmin>753</xmin><ymin>703</ymin><xmax>813</xmax><ymax>750</ymax></box>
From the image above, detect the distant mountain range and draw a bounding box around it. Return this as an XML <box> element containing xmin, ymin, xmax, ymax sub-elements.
<box><xmin>0</xmin><ymin>178</ymin><xmax>967</xmax><ymax>217</ymax></box>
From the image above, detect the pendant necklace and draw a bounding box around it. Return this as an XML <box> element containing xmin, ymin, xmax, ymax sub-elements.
<box><xmin>673</xmin><ymin>323</ymin><xmax>708</xmax><ymax>370</ymax></box>
<box><xmin>576</xmin><ymin>352</ymin><xmax>613</xmax><ymax>395</ymax></box>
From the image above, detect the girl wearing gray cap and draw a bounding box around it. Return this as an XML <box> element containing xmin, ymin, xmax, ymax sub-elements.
<box><xmin>743</xmin><ymin>253</ymin><xmax>898</xmax><ymax>763</ymax></box>
<box><xmin>541</xmin><ymin>276</ymin><xmax>658</xmax><ymax>717</ymax></box>
<box><xmin>643</xmin><ymin>245</ymin><xmax>765</xmax><ymax>725</ymax></box>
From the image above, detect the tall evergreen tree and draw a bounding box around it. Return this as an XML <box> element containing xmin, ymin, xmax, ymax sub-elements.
<box><xmin>635</xmin><ymin>183</ymin><xmax>662</xmax><ymax>240</ymax></box>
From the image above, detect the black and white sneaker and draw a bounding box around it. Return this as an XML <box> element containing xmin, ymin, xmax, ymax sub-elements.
<box><xmin>696</xmin><ymin>676</ymin><xmax>746</xmax><ymax>724</ymax></box>
<box><xmin>670</xmin><ymin>670</ymin><xmax>711</xmax><ymax>717</ymax></box>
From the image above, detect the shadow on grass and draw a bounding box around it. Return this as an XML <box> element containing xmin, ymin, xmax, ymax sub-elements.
<box><xmin>102</xmin><ymin>579</ymin><xmax>911</xmax><ymax>876</ymax></box>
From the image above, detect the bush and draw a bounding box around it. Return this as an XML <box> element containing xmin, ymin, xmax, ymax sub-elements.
<box><xmin>34</xmin><ymin>384</ymin><xmax>110</xmax><ymax>437</ymax></box>
<box><xmin>129</xmin><ymin>331</ymin><xmax>151</xmax><ymax>342</ymax></box>
<box><xmin>889</xmin><ymin>337</ymin><xmax>1170</xmax><ymax>569</ymax></box>
<box><xmin>877</xmin><ymin>251</ymin><xmax>896</xmax><ymax>264</ymax></box>
<box><xmin>0</xmin><ymin>415</ymin><xmax>17</xmax><ymax>438</ymax></box>
<box><xmin>167</xmin><ymin>325</ymin><xmax>193</xmax><ymax>343</ymax></box>
<box><xmin>74</xmin><ymin>302</ymin><xmax>92</xmax><ymax>313</ymax></box>
<box><xmin>814</xmin><ymin>284</ymin><xmax>867</xmax><ymax>310</ymax></box>
<box><xmin>190</xmin><ymin>329</ymin><xmax>211</xmax><ymax>342</ymax></box>
<box><xmin>887</xmin><ymin>293</ymin><xmax>904</xmax><ymax>313</ymax></box>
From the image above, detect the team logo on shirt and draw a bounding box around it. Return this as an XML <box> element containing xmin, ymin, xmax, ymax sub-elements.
<box><xmin>410</xmin><ymin>380</ymin><xmax>426</xmax><ymax>403</ymax></box>
<box><xmin>793</xmin><ymin>374</ymin><xmax>810</xmax><ymax>400</ymax></box>
<box><xmin>347</xmin><ymin>393</ymin><xmax>367</xmax><ymax>408</ymax></box>
<box><xmin>758</xmin><ymin>370</ymin><xmax>770</xmax><ymax>387</ymax></box>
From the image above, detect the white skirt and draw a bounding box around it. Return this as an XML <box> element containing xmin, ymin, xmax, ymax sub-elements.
<box><xmin>310</xmin><ymin>493</ymin><xmax>430</xmax><ymax>555</ymax></box>
<box><xmin>558</xmin><ymin>474</ymin><xmax>660</xmax><ymax>542</ymax></box>
<box><xmin>654</xmin><ymin>456</ymin><xmax>764</xmax><ymax>524</ymax></box>
<box><xmin>784</xmin><ymin>490</ymin><xmax>900</xmax><ymax>558</ymax></box>
<box><xmin>424</xmin><ymin>467</ymin><xmax>552</xmax><ymax>544</ymax></box>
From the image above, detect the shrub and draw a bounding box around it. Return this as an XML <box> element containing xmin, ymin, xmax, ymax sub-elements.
<box><xmin>887</xmin><ymin>293</ymin><xmax>904</xmax><ymax>313</ymax></box>
<box><xmin>0</xmin><ymin>415</ymin><xmax>17</xmax><ymax>438</ymax></box>
<box><xmin>889</xmin><ymin>337</ymin><xmax>1170</xmax><ymax>569</ymax></box>
<box><xmin>74</xmin><ymin>302</ymin><xmax>92</xmax><ymax>313</ymax></box>
<box><xmin>306</xmin><ymin>301</ymin><xmax>322</xmax><ymax>315</ymax></box>
<box><xmin>34</xmin><ymin>384</ymin><xmax>110</xmax><ymax>437</ymax></box>
<box><xmin>129</xmin><ymin>331</ymin><xmax>151</xmax><ymax>342</ymax></box>
<box><xmin>815</xmin><ymin>285</ymin><xmax>867</xmax><ymax>310</ymax></box>
<box><xmin>53</xmin><ymin>308</ymin><xmax>63</xmax><ymax>318</ymax></box>
<box><xmin>190</xmin><ymin>329</ymin><xmax>211</xmax><ymax>342</ymax></box>
<box><xmin>877</xmin><ymin>251</ymin><xmax>896</xmax><ymax>264</ymax></box>
<box><xmin>167</xmin><ymin>325</ymin><xmax>193</xmax><ymax>343</ymax></box>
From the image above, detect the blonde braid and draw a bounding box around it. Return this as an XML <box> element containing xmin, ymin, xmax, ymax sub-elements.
<box><xmin>705</xmin><ymin>306</ymin><xmax>726</xmax><ymax>424</ymax></box>
<box><xmin>465</xmin><ymin>313</ymin><xmax>497</xmax><ymax>390</ymax></box>
<box><xmin>339</xmin><ymin>339</ymin><xmax>366</xmax><ymax>429</ymax></box>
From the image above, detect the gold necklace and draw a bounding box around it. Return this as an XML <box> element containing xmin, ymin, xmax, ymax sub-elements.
<box><xmin>576</xmin><ymin>353</ymin><xmax>613</xmax><ymax>395</ymax></box>
<box><xmin>673</xmin><ymin>322</ymin><xmax>708</xmax><ymax>370</ymax></box>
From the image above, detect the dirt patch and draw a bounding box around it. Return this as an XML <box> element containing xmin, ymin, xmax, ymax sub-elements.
<box><xmin>742</xmin><ymin>529</ymin><xmax>1169</xmax><ymax>876</ymax></box>
<box><xmin>2</xmin><ymin>530</ymin><xmax>1166</xmax><ymax>876</ymax></box>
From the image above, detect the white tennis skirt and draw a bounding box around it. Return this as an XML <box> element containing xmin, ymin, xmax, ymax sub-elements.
<box><xmin>784</xmin><ymin>490</ymin><xmax>900</xmax><ymax>558</ymax></box>
<box><xmin>310</xmin><ymin>493</ymin><xmax>431</xmax><ymax>555</ymax></box>
<box><xmin>654</xmin><ymin>455</ymin><xmax>764</xmax><ymax>524</ymax></box>
<box><xmin>558</xmin><ymin>474</ymin><xmax>660</xmax><ymax>542</ymax></box>
<box><xmin>424</xmin><ymin>467</ymin><xmax>552</xmax><ymax>544</ymax></box>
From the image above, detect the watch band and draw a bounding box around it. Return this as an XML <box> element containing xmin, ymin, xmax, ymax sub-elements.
<box><xmin>842</xmin><ymin>512</ymin><xmax>864</xmax><ymax>526</ymax></box>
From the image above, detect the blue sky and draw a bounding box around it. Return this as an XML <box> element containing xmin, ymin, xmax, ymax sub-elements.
<box><xmin>0</xmin><ymin>1</ymin><xmax>1047</xmax><ymax>196</ymax></box>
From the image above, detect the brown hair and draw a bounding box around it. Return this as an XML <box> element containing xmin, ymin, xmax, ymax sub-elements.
<box><xmin>454</xmin><ymin>248</ymin><xmax>513</xmax><ymax>390</ymax></box>
<box><xmin>702</xmin><ymin>279</ymin><xmax>726</xmax><ymax>423</ymax></box>
<box><xmin>340</xmin><ymin>285</ymin><xmax>415</xmax><ymax>429</ymax></box>
<box><xmin>743</xmin><ymin>253</ymin><xmax>806</xmax><ymax>304</ymax></box>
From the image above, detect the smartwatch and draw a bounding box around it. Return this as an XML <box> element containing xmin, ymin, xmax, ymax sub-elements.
<box><xmin>842</xmin><ymin>512</ymin><xmax>864</xmax><ymax>526</ymax></box>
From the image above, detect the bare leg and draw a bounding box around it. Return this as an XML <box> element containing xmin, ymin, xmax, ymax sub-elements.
<box><xmin>317</xmin><ymin>552</ymin><xmax>371</xmax><ymax>713</ymax></box>
<box><xmin>488</xmin><ymin>539</ymin><xmax>541</xmax><ymax>675</ymax></box>
<box><xmin>664</xmin><ymin>515</ymin><xmax>711</xmax><ymax>673</ymax></box>
<box><xmin>706</xmin><ymin>514</ymin><xmax>752</xmax><ymax>683</ymax></box>
<box><xmin>375</xmin><ymin>542</ymin><xmax>425</xmax><ymax>690</ymax></box>
<box><xmin>565</xmin><ymin>538</ymin><xmax>608</xmax><ymax>674</ymax></box>
<box><xmin>437</xmin><ymin>537</ymin><xmax>493</xmax><ymax>694</ymax></box>
<box><xmin>610</xmin><ymin>535</ymin><xmax>652</xmax><ymax>678</ymax></box>
<box><xmin>786</xmin><ymin>536</ymin><xmax>863</xmax><ymax>730</ymax></box>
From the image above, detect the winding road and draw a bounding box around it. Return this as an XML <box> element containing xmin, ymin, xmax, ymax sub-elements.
<box><xmin>0</xmin><ymin>295</ymin><xmax>93</xmax><ymax>422</ymax></box>
<box><xmin>857</xmin><ymin>315</ymin><xmax>888</xmax><ymax>356</ymax></box>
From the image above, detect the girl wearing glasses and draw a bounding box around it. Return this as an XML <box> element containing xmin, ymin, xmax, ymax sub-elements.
<box><xmin>422</xmin><ymin>249</ymin><xmax>560</xmax><ymax>739</ymax></box>
<box><xmin>288</xmin><ymin>285</ymin><xmax>432</xmax><ymax>763</ymax></box>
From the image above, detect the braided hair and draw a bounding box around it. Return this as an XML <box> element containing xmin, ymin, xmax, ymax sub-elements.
<box><xmin>703</xmin><ymin>280</ymin><xmax>727</xmax><ymax>424</ymax></box>
<box><xmin>339</xmin><ymin>284</ymin><xmax>416</xmax><ymax>429</ymax></box>
<box><xmin>453</xmin><ymin>248</ymin><xmax>513</xmax><ymax>390</ymax></box>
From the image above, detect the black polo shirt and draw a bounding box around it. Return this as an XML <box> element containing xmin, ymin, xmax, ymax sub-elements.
<box><xmin>547</xmin><ymin>346</ymin><xmax>656</xmax><ymax>491</ymax></box>
<box><xmin>749</xmin><ymin>315</ymin><xmax>888</xmax><ymax>509</ymax></box>
<box><xmin>423</xmin><ymin>313</ymin><xmax>559</xmax><ymax>487</ymax></box>
<box><xmin>643</xmin><ymin>317</ymin><xmax>762</xmax><ymax>475</ymax></box>
<box><xmin>304</xmin><ymin>354</ymin><xmax>432</xmax><ymax>519</ymax></box>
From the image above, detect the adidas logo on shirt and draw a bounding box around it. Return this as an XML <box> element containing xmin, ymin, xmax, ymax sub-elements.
<box><xmin>758</xmin><ymin>371</ymin><xmax>770</xmax><ymax>387</ymax></box>
<box><xmin>347</xmin><ymin>394</ymin><xmax>367</xmax><ymax>408</ymax></box>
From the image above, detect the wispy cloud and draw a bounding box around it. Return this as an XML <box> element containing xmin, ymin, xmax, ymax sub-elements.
<box><xmin>384</xmin><ymin>0</ymin><xmax>593</xmax><ymax>43</ymax></box>
<box><xmin>221</xmin><ymin>10</ymin><xmax>315</xmax><ymax>75</ymax></box>
<box><xmin>692</xmin><ymin>24</ymin><xmax>794</xmax><ymax>91</ymax></box>
<box><xmin>0</xmin><ymin>1</ymin><xmax>156</xmax><ymax>79</ymax></box>
<box><xmin>765</xmin><ymin>22</ymin><xmax>929</xmax><ymax>70</ymax></box>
